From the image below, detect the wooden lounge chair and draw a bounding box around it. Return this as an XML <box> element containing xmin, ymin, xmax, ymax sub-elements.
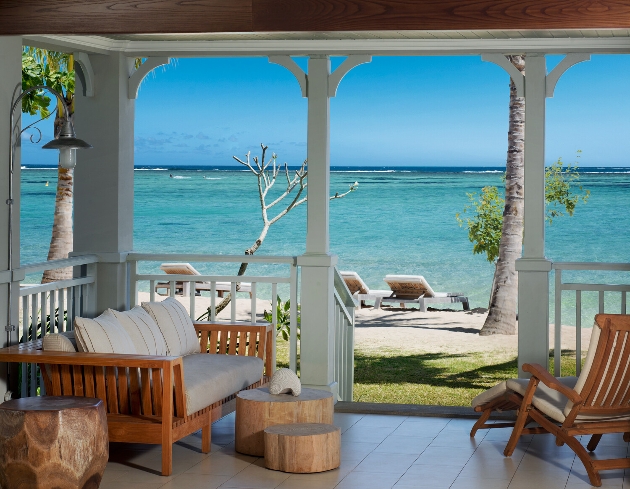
<box><xmin>381</xmin><ymin>274</ymin><xmax>469</xmax><ymax>311</ymax></box>
<box><xmin>339</xmin><ymin>271</ymin><xmax>392</xmax><ymax>309</ymax></box>
<box><xmin>156</xmin><ymin>262</ymin><xmax>252</xmax><ymax>298</ymax></box>
<box><xmin>471</xmin><ymin>314</ymin><xmax>630</xmax><ymax>487</ymax></box>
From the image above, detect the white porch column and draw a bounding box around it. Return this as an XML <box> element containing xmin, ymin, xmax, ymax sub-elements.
<box><xmin>299</xmin><ymin>55</ymin><xmax>337</xmax><ymax>395</ymax></box>
<box><xmin>73</xmin><ymin>52</ymin><xmax>135</xmax><ymax>314</ymax></box>
<box><xmin>0</xmin><ymin>37</ymin><xmax>22</xmax><ymax>396</ymax></box>
<box><xmin>516</xmin><ymin>54</ymin><xmax>552</xmax><ymax>376</ymax></box>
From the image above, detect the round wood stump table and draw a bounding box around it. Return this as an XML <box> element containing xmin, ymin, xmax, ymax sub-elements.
<box><xmin>264</xmin><ymin>423</ymin><xmax>341</xmax><ymax>473</ymax></box>
<box><xmin>0</xmin><ymin>396</ymin><xmax>109</xmax><ymax>489</ymax></box>
<box><xmin>235</xmin><ymin>387</ymin><xmax>334</xmax><ymax>456</ymax></box>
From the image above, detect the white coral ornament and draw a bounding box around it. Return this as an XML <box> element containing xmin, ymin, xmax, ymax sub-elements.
<box><xmin>269</xmin><ymin>368</ymin><xmax>302</xmax><ymax>396</ymax></box>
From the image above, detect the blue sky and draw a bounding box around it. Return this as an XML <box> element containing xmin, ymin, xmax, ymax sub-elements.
<box><xmin>22</xmin><ymin>55</ymin><xmax>630</xmax><ymax>168</ymax></box>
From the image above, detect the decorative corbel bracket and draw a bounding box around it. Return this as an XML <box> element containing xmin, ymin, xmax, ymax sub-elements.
<box><xmin>545</xmin><ymin>53</ymin><xmax>590</xmax><ymax>98</ymax></box>
<box><xmin>268</xmin><ymin>56</ymin><xmax>307</xmax><ymax>97</ymax></box>
<box><xmin>328</xmin><ymin>55</ymin><xmax>372</xmax><ymax>97</ymax></box>
<box><xmin>73</xmin><ymin>52</ymin><xmax>95</xmax><ymax>97</ymax></box>
<box><xmin>128</xmin><ymin>57</ymin><xmax>170</xmax><ymax>99</ymax></box>
<box><xmin>481</xmin><ymin>54</ymin><xmax>525</xmax><ymax>98</ymax></box>
<box><xmin>269</xmin><ymin>55</ymin><xmax>372</xmax><ymax>99</ymax></box>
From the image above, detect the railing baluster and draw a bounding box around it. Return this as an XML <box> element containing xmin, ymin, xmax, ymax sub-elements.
<box><xmin>210</xmin><ymin>282</ymin><xmax>216</xmax><ymax>322</ymax></box>
<box><xmin>41</xmin><ymin>292</ymin><xmax>47</xmax><ymax>338</ymax></box>
<box><xmin>231</xmin><ymin>282</ymin><xmax>237</xmax><ymax>323</ymax></box>
<box><xmin>289</xmin><ymin>264</ymin><xmax>298</xmax><ymax>373</ymax></box>
<box><xmin>599</xmin><ymin>290</ymin><xmax>605</xmax><ymax>314</ymax></box>
<box><xmin>169</xmin><ymin>281</ymin><xmax>175</xmax><ymax>298</ymax></box>
<box><xmin>30</xmin><ymin>293</ymin><xmax>38</xmax><ymax>397</ymax></box>
<box><xmin>622</xmin><ymin>291</ymin><xmax>627</xmax><ymax>315</ymax></box>
<box><xmin>271</xmin><ymin>283</ymin><xmax>278</xmax><ymax>372</ymax></box>
<box><xmin>50</xmin><ymin>289</ymin><xmax>56</xmax><ymax>334</ymax></box>
<box><xmin>576</xmin><ymin>290</ymin><xmax>582</xmax><ymax>376</ymax></box>
<box><xmin>149</xmin><ymin>279</ymin><xmax>155</xmax><ymax>302</ymax></box>
<box><xmin>250</xmin><ymin>282</ymin><xmax>257</xmax><ymax>325</ymax></box>
<box><xmin>59</xmin><ymin>288</ymin><xmax>65</xmax><ymax>332</ymax></box>
<box><xmin>189</xmin><ymin>281</ymin><xmax>195</xmax><ymax>320</ymax></box>
<box><xmin>554</xmin><ymin>269</ymin><xmax>562</xmax><ymax>377</ymax></box>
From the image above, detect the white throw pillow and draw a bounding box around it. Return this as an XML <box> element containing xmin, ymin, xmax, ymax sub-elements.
<box><xmin>42</xmin><ymin>332</ymin><xmax>77</xmax><ymax>352</ymax></box>
<box><xmin>141</xmin><ymin>297</ymin><xmax>199</xmax><ymax>356</ymax></box>
<box><xmin>74</xmin><ymin>310</ymin><xmax>136</xmax><ymax>354</ymax></box>
<box><xmin>108</xmin><ymin>306</ymin><xmax>167</xmax><ymax>356</ymax></box>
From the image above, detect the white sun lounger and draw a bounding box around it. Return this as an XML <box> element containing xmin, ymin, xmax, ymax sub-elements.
<box><xmin>156</xmin><ymin>262</ymin><xmax>252</xmax><ymax>298</ymax></box>
<box><xmin>339</xmin><ymin>271</ymin><xmax>392</xmax><ymax>309</ymax></box>
<box><xmin>382</xmin><ymin>274</ymin><xmax>469</xmax><ymax>311</ymax></box>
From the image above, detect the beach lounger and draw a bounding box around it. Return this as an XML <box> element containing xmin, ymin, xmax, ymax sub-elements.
<box><xmin>155</xmin><ymin>262</ymin><xmax>252</xmax><ymax>298</ymax></box>
<box><xmin>470</xmin><ymin>314</ymin><xmax>630</xmax><ymax>487</ymax></box>
<box><xmin>339</xmin><ymin>271</ymin><xmax>392</xmax><ymax>309</ymax></box>
<box><xmin>381</xmin><ymin>274</ymin><xmax>469</xmax><ymax>311</ymax></box>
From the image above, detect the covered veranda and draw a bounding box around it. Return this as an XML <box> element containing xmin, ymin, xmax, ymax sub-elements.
<box><xmin>2</xmin><ymin>3</ymin><xmax>630</xmax><ymax>487</ymax></box>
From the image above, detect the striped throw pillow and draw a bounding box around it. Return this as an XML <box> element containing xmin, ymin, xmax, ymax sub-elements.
<box><xmin>42</xmin><ymin>332</ymin><xmax>77</xmax><ymax>352</ymax></box>
<box><xmin>74</xmin><ymin>311</ymin><xmax>136</xmax><ymax>354</ymax></box>
<box><xmin>141</xmin><ymin>297</ymin><xmax>199</xmax><ymax>357</ymax></box>
<box><xmin>109</xmin><ymin>306</ymin><xmax>167</xmax><ymax>356</ymax></box>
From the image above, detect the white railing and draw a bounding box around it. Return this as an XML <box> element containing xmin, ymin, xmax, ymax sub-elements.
<box><xmin>127</xmin><ymin>253</ymin><xmax>299</xmax><ymax>373</ymax></box>
<box><xmin>11</xmin><ymin>255</ymin><xmax>98</xmax><ymax>397</ymax></box>
<box><xmin>552</xmin><ymin>262</ymin><xmax>630</xmax><ymax>377</ymax></box>
<box><xmin>333</xmin><ymin>267</ymin><xmax>356</xmax><ymax>402</ymax></box>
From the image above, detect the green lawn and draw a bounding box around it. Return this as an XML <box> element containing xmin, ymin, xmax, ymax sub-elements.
<box><xmin>274</xmin><ymin>338</ymin><xmax>585</xmax><ymax>406</ymax></box>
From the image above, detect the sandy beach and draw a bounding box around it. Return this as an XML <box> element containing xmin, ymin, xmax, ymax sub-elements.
<box><xmin>137</xmin><ymin>293</ymin><xmax>590</xmax><ymax>356</ymax></box>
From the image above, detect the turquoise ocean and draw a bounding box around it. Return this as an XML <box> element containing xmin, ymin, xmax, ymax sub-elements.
<box><xmin>20</xmin><ymin>166</ymin><xmax>630</xmax><ymax>325</ymax></box>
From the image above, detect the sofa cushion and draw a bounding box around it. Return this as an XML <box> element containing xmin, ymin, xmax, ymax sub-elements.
<box><xmin>109</xmin><ymin>306</ymin><xmax>167</xmax><ymax>356</ymax></box>
<box><xmin>141</xmin><ymin>298</ymin><xmax>199</xmax><ymax>356</ymax></box>
<box><xmin>183</xmin><ymin>353</ymin><xmax>263</xmax><ymax>416</ymax></box>
<box><xmin>74</xmin><ymin>311</ymin><xmax>136</xmax><ymax>354</ymax></box>
<box><xmin>42</xmin><ymin>332</ymin><xmax>77</xmax><ymax>352</ymax></box>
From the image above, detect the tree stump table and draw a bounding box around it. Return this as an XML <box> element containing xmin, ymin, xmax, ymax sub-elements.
<box><xmin>0</xmin><ymin>396</ymin><xmax>109</xmax><ymax>489</ymax></box>
<box><xmin>264</xmin><ymin>423</ymin><xmax>341</xmax><ymax>473</ymax></box>
<box><xmin>235</xmin><ymin>387</ymin><xmax>334</xmax><ymax>456</ymax></box>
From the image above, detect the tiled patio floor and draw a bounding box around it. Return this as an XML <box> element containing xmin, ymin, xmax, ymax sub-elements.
<box><xmin>101</xmin><ymin>413</ymin><xmax>630</xmax><ymax>489</ymax></box>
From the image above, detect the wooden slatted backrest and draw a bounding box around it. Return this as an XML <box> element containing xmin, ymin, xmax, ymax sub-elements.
<box><xmin>573</xmin><ymin>314</ymin><xmax>630</xmax><ymax>416</ymax></box>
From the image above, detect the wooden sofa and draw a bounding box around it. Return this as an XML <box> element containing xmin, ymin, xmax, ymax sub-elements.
<box><xmin>0</xmin><ymin>321</ymin><xmax>273</xmax><ymax>476</ymax></box>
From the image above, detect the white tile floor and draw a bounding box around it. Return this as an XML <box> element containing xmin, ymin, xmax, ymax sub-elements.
<box><xmin>101</xmin><ymin>413</ymin><xmax>630</xmax><ymax>489</ymax></box>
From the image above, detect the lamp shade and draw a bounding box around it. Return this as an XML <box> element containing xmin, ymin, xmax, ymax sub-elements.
<box><xmin>41</xmin><ymin>119</ymin><xmax>92</xmax><ymax>151</ymax></box>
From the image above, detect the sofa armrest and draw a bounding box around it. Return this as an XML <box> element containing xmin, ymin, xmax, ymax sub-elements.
<box><xmin>194</xmin><ymin>322</ymin><xmax>274</xmax><ymax>376</ymax></box>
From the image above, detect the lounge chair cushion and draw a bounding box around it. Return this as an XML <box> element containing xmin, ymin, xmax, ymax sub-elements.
<box><xmin>471</xmin><ymin>381</ymin><xmax>510</xmax><ymax>409</ymax></box>
<box><xmin>384</xmin><ymin>275</ymin><xmax>436</xmax><ymax>298</ymax></box>
<box><xmin>183</xmin><ymin>353</ymin><xmax>263</xmax><ymax>416</ymax></box>
<box><xmin>142</xmin><ymin>297</ymin><xmax>200</xmax><ymax>357</ymax></box>
<box><xmin>42</xmin><ymin>332</ymin><xmax>77</xmax><ymax>352</ymax></box>
<box><xmin>74</xmin><ymin>311</ymin><xmax>137</xmax><ymax>354</ymax></box>
<box><xmin>109</xmin><ymin>305</ymin><xmax>168</xmax><ymax>356</ymax></box>
<box><xmin>340</xmin><ymin>271</ymin><xmax>369</xmax><ymax>295</ymax></box>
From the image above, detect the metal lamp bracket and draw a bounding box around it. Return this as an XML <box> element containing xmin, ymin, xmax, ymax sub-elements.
<box><xmin>74</xmin><ymin>52</ymin><xmax>95</xmax><ymax>97</ymax></box>
<box><xmin>269</xmin><ymin>55</ymin><xmax>372</xmax><ymax>99</ymax></box>
<box><xmin>128</xmin><ymin>57</ymin><xmax>170</xmax><ymax>99</ymax></box>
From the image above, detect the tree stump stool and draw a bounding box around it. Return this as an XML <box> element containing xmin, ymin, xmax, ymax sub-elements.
<box><xmin>0</xmin><ymin>396</ymin><xmax>109</xmax><ymax>489</ymax></box>
<box><xmin>264</xmin><ymin>423</ymin><xmax>341</xmax><ymax>473</ymax></box>
<box><xmin>235</xmin><ymin>387</ymin><xmax>333</xmax><ymax>456</ymax></box>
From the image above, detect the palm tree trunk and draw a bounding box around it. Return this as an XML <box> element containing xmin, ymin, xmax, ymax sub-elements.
<box><xmin>480</xmin><ymin>55</ymin><xmax>525</xmax><ymax>336</ymax></box>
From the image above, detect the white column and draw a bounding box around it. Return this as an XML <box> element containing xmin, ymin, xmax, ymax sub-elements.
<box><xmin>73</xmin><ymin>52</ymin><xmax>135</xmax><ymax>314</ymax></box>
<box><xmin>299</xmin><ymin>55</ymin><xmax>338</xmax><ymax>396</ymax></box>
<box><xmin>516</xmin><ymin>54</ymin><xmax>552</xmax><ymax>376</ymax></box>
<box><xmin>0</xmin><ymin>37</ymin><xmax>22</xmax><ymax>396</ymax></box>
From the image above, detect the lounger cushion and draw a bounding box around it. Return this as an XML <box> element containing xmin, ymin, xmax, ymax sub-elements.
<box><xmin>142</xmin><ymin>297</ymin><xmax>200</xmax><ymax>356</ymax></box>
<box><xmin>42</xmin><ymin>332</ymin><xmax>77</xmax><ymax>352</ymax></box>
<box><xmin>384</xmin><ymin>275</ymin><xmax>436</xmax><ymax>298</ymax></box>
<box><xmin>183</xmin><ymin>353</ymin><xmax>263</xmax><ymax>416</ymax></box>
<box><xmin>340</xmin><ymin>271</ymin><xmax>369</xmax><ymax>295</ymax></box>
<box><xmin>506</xmin><ymin>377</ymin><xmax>579</xmax><ymax>422</ymax></box>
<box><xmin>74</xmin><ymin>311</ymin><xmax>136</xmax><ymax>354</ymax></box>
<box><xmin>109</xmin><ymin>306</ymin><xmax>168</xmax><ymax>356</ymax></box>
<box><xmin>471</xmin><ymin>381</ymin><xmax>510</xmax><ymax>409</ymax></box>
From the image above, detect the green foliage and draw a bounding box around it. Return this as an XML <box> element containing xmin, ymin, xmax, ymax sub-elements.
<box><xmin>545</xmin><ymin>154</ymin><xmax>590</xmax><ymax>223</ymax></box>
<box><xmin>457</xmin><ymin>155</ymin><xmax>590</xmax><ymax>263</ymax></box>
<box><xmin>21</xmin><ymin>48</ymin><xmax>74</xmax><ymax>118</ymax></box>
<box><xmin>263</xmin><ymin>296</ymin><xmax>300</xmax><ymax>341</ymax></box>
<box><xmin>456</xmin><ymin>186</ymin><xmax>504</xmax><ymax>263</ymax></box>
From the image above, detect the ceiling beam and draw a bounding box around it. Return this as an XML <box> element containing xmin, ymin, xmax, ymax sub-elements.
<box><xmin>3</xmin><ymin>0</ymin><xmax>630</xmax><ymax>35</ymax></box>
